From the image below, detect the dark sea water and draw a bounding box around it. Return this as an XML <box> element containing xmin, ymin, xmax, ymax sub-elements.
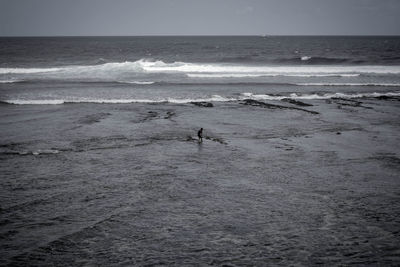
<box><xmin>1</xmin><ymin>36</ymin><xmax>400</xmax><ymax>104</ymax></box>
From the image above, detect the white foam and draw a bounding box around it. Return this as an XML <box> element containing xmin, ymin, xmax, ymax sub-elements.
<box><xmin>0</xmin><ymin>68</ymin><xmax>61</xmax><ymax>74</ymax></box>
<box><xmin>284</xmin><ymin>74</ymin><xmax>360</xmax><ymax>77</ymax></box>
<box><xmin>118</xmin><ymin>81</ymin><xmax>155</xmax><ymax>85</ymax></box>
<box><xmin>6</xmin><ymin>92</ymin><xmax>399</xmax><ymax>105</ymax></box>
<box><xmin>32</xmin><ymin>149</ymin><xmax>59</xmax><ymax>155</ymax></box>
<box><xmin>241</xmin><ymin>92</ymin><xmax>254</xmax><ymax>97</ymax></box>
<box><xmin>73</xmin><ymin>99</ymin><xmax>164</xmax><ymax>104</ymax></box>
<box><xmin>0</xmin><ymin>61</ymin><xmax>144</xmax><ymax>75</ymax></box>
<box><xmin>167</xmin><ymin>95</ymin><xmax>233</xmax><ymax>103</ymax></box>
<box><xmin>301</xmin><ymin>56</ymin><xmax>312</xmax><ymax>61</ymax></box>
<box><xmin>188</xmin><ymin>73</ymin><xmax>270</xmax><ymax>78</ymax></box>
<box><xmin>3</xmin><ymin>95</ymin><xmax>233</xmax><ymax>105</ymax></box>
<box><xmin>296</xmin><ymin>83</ymin><xmax>400</xmax><ymax>87</ymax></box>
<box><xmin>187</xmin><ymin>73</ymin><xmax>360</xmax><ymax>78</ymax></box>
<box><xmin>0</xmin><ymin>79</ymin><xmax>23</xmax><ymax>83</ymax></box>
<box><xmin>3</xmin><ymin>99</ymin><xmax>162</xmax><ymax>105</ymax></box>
<box><xmin>239</xmin><ymin>93</ymin><xmax>285</xmax><ymax>101</ymax></box>
<box><xmin>140</xmin><ymin>61</ymin><xmax>400</xmax><ymax>75</ymax></box>
<box><xmin>2</xmin><ymin>59</ymin><xmax>400</xmax><ymax>77</ymax></box>
<box><xmin>241</xmin><ymin>91</ymin><xmax>400</xmax><ymax>100</ymax></box>
<box><xmin>5</xmin><ymin>99</ymin><xmax>66</xmax><ymax>105</ymax></box>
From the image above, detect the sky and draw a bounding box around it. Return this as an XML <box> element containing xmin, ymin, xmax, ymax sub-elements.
<box><xmin>1</xmin><ymin>0</ymin><xmax>400</xmax><ymax>36</ymax></box>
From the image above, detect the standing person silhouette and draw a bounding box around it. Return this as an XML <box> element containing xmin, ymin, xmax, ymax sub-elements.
<box><xmin>197</xmin><ymin>128</ymin><xmax>203</xmax><ymax>143</ymax></box>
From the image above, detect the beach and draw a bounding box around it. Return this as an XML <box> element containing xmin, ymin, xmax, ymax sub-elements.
<box><xmin>1</xmin><ymin>95</ymin><xmax>400</xmax><ymax>265</ymax></box>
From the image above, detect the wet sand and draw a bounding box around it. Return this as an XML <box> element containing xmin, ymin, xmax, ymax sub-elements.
<box><xmin>1</xmin><ymin>97</ymin><xmax>400</xmax><ymax>266</ymax></box>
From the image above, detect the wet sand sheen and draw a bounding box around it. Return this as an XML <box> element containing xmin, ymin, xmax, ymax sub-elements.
<box><xmin>0</xmin><ymin>97</ymin><xmax>400</xmax><ymax>266</ymax></box>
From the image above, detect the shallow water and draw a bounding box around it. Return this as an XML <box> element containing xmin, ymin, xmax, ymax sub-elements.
<box><xmin>1</xmin><ymin>97</ymin><xmax>400</xmax><ymax>266</ymax></box>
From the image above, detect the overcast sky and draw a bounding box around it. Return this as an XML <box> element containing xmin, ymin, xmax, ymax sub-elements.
<box><xmin>1</xmin><ymin>0</ymin><xmax>400</xmax><ymax>36</ymax></box>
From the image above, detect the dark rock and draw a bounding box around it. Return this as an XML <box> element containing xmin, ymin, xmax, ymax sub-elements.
<box><xmin>281</xmin><ymin>98</ymin><xmax>313</xmax><ymax>106</ymax></box>
<box><xmin>164</xmin><ymin>111</ymin><xmax>175</xmax><ymax>119</ymax></box>
<box><xmin>332</xmin><ymin>98</ymin><xmax>373</xmax><ymax>109</ymax></box>
<box><xmin>205</xmin><ymin>136</ymin><xmax>227</xmax><ymax>145</ymax></box>
<box><xmin>377</xmin><ymin>96</ymin><xmax>390</xmax><ymax>100</ymax></box>
<box><xmin>241</xmin><ymin>99</ymin><xmax>319</xmax><ymax>115</ymax></box>
<box><xmin>78</xmin><ymin>112</ymin><xmax>111</xmax><ymax>125</ymax></box>
<box><xmin>191</xmin><ymin>102</ymin><xmax>214</xmax><ymax>107</ymax></box>
<box><xmin>186</xmin><ymin>136</ymin><xmax>196</xmax><ymax>142</ymax></box>
<box><xmin>241</xmin><ymin>99</ymin><xmax>282</xmax><ymax>109</ymax></box>
<box><xmin>332</xmin><ymin>97</ymin><xmax>360</xmax><ymax>103</ymax></box>
<box><xmin>376</xmin><ymin>96</ymin><xmax>400</xmax><ymax>101</ymax></box>
<box><xmin>132</xmin><ymin>111</ymin><xmax>159</xmax><ymax>123</ymax></box>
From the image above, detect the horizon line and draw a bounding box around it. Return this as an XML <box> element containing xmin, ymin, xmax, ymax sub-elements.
<box><xmin>1</xmin><ymin>34</ymin><xmax>400</xmax><ymax>38</ymax></box>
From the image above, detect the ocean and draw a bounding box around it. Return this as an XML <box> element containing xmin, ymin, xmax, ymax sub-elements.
<box><xmin>1</xmin><ymin>36</ymin><xmax>400</xmax><ymax>104</ymax></box>
<box><xmin>1</xmin><ymin>36</ymin><xmax>400</xmax><ymax>266</ymax></box>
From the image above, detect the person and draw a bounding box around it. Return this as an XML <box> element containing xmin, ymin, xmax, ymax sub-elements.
<box><xmin>197</xmin><ymin>128</ymin><xmax>203</xmax><ymax>143</ymax></box>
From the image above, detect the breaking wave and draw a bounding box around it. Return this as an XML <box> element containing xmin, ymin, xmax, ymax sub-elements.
<box><xmin>295</xmin><ymin>83</ymin><xmax>400</xmax><ymax>87</ymax></box>
<box><xmin>2</xmin><ymin>59</ymin><xmax>400</xmax><ymax>77</ymax></box>
<box><xmin>240</xmin><ymin>91</ymin><xmax>400</xmax><ymax>100</ymax></box>
<box><xmin>3</xmin><ymin>92</ymin><xmax>399</xmax><ymax>105</ymax></box>
<box><xmin>187</xmin><ymin>73</ymin><xmax>360</xmax><ymax>78</ymax></box>
<box><xmin>0</xmin><ymin>79</ymin><xmax>24</xmax><ymax>83</ymax></box>
<box><xmin>117</xmin><ymin>81</ymin><xmax>155</xmax><ymax>85</ymax></box>
<box><xmin>1</xmin><ymin>95</ymin><xmax>233</xmax><ymax>105</ymax></box>
<box><xmin>0</xmin><ymin>62</ymin><xmax>144</xmax><ymax>75</ymax></box>
<box><xmin>301</xmin><ymin>56</ymin><xmax>312</xmax><ymax>61</ymax></box>
<box><xmin>0</xmin><ymin>67</ymin><xmax>62</xmax><ymax>74</ymax></box>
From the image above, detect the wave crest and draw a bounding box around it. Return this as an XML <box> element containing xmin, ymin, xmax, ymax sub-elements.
<box><xmin>0</xmin><ymin>79</ymin><xmax>24</xmax><ymax>83</ymax></box>
<box><xmin>240</xmin><ymin>91</ymin><xmax>400</xmax><ymax>100</ymax></box>
<box><xmin>2</xmin><ymin>95</ymin><xmax>233</xmax><ymax>105</ymax></box>
<box><xmin>2</xmin><ymin>59</ymin><xmax>400</xmax><ymax>76</ymax></box>
<box><xmin>295</xmin><ymin>83</ymin><xmax>400</xmax><ymax>87</ymax></box>
<box><xmin>3</xmin><ymin>91</ymin><xmax>399</xmax><ymax>105</ymax></box>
